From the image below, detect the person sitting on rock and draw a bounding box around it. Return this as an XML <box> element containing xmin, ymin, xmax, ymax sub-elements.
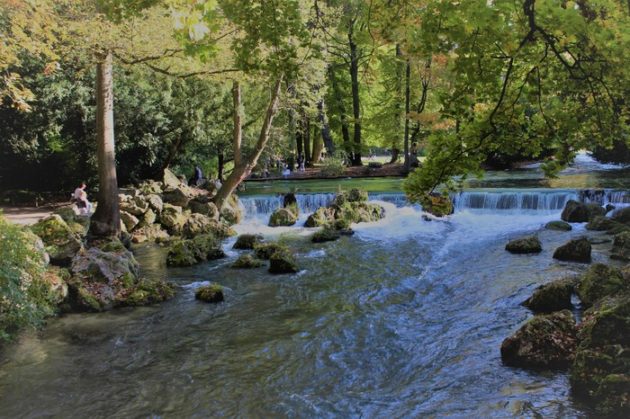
<box><xmin>73</xmin><ymin>182</ymin><xmax>92</xmax><ymax>215</ymax></box>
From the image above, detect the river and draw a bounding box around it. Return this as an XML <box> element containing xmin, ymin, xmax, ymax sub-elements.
<box><xmin>0</xmin><ymin>154</ymin><xmax>628</xmax><ymax>417</ymax></box>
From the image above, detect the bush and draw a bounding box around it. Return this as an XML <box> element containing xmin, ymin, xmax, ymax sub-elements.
<box><xmin>320</xmin><ymin>152</ymin><xmax>347</xmax><ymax>177</ymax></box>
<box><xmin>0</xmin><ymin>214</ymin><xmax>56</xmax><ymax>342</ymax></box>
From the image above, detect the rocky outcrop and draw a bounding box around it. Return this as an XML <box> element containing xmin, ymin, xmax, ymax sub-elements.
<box><xmin>545</xmin><ymin>220</ymin><xmax>572</xmax><ymax>231</ymax></box>
<box><xmin>523</xmin><ymin>278</ymin><xmax>576</xmax><ymax>313</ymax></box>
<box><xmin>254</xmin><ymin>242</ymin><xmax>289</xmax><ymax>260</ymax></box>
<box><xmin>505</xmin><ymin>236</ymin><xmax>542</xmax><ymax>254</ymax></box>
<box><xmin>577</xmin><ymin>263</ymin><xmax>628</xmax><ymax>307</ymax></box>
<box><xmin>304</xmin><ymin>189</ymin><xmax>385</xmax><ymax>230</ymax></box>
<box><xmin>500</xmin><ymin>310</ymin><xmax>578</xmax><ymax>369</ymax></box>
<box><xmin>68</xmin><ymin>244</ymin><xmax>173</xmax><ymax>311</ymax></box>
<box><xmin>233</xmin><ymin>234</ymin><xmax>263</xmax><ymax>250</ymax></box>
<box><xmin>611</xmin><ymin>231</ymin><xmax>630</xmax><ymax>261</ymax></box>
<box><xmin>305</xmin><ymin>207</ymin><xmax>335</xmax><ymax>227</ymax></box>
<box><xmin>159</xmin><ymin>204</ymin><xmax>186</xmax><ymax>234</ymax></box>
<box><xmin>31</xmin><ymin>215</ymin><xmax>83</xmax><ymax>266</ymax></box>
<box><xmin>419</xmin><ymin>193</ymin><xmax>454</xmax><ymax>217</ymax></box>
<box><xmin>231</xmin><ymin>254</ymin><xmax>265</xmax><ymax>269</ymax></box>
<box><xmin>166</xmin><ymin>234</ymin><xmax>225</xmax><ymax>267</ymax></box>
<box><xmin>553</xmin><ymin>237</ymin><xmax>591</xmax><ymax>263</ymax></box>
<box><xmin>195</xmin><ymin>284</ymin><xmax>224</xmax><ymax>303</ymax></box>
<box><xmin>269</xmin><ymin>249</ymin><xmax>299</xmax><ymax>274</ymax></box>
<box><xmin>561</xmin><ymin>200</ymin><xmax>605</xmax><ymax>223</ymax></box>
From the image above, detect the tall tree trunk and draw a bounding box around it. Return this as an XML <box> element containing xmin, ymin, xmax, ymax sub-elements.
<box><xmin>329</xmin><ymin>66</ymin><xmax>351</xmax><ymax>158</ymax></box>
<box><xmin>217</xmin><ymin>149</ymin><xmax>224</xmax><ymax>181</ymax></box>
<box><xmin>232</xmin><ymin>80</ymin><xmax>242</xmax><ymax>168</ymax></box>
<box><xmin>88</xmin><ymin>51</ymin><xmax>120</xmax><ymax>239</ymax></box>
<box><xmin>311</xmin><ymin>121</ymin><xmax>324</xmax><ymax>163</ymax></box>
<box><xmin>317</xmin><ymin>99</ymin><xmax>334</xmax><ymax>155</ymax></box>
<box><xmin>389</xmin><ymin>147</ymin><xmax>400</xmax><ymax>164</ymax></box>
<box><xmin>403</xmin><ymin>59</ymin><xmax>411</xmax><ymax>172</ymax></box>
<box><xmin>349</xmin><ymin>32</ymin><xmax>362</xmax><ymax>166</ymax></box>
<box><xmin>294</xmin><ymin>109</ymin><xmax>303</xmax><ymax>160</ymax></box>
<box><xmin>303</xmin><ymin>113</ymin><xmax>311</xmax><ymax>167</ymax></box>
<box><xmin>213</xmin><ymin>76</ymin><xmax>284</xmax><ymax>209</ymax></box>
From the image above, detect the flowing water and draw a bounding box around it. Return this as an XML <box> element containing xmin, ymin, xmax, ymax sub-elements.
<box><xmin>1</xmin><ymin>155</ymin><xmax>629</xmax><ymax>418</ymax></box>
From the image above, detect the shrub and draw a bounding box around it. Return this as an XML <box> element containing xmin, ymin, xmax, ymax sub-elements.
<box><xmin>320</xmin><ymin>152</ymin><xmax>347</xmax><ymax>177</ymax></box>
<box><xmin>0</xmin><ymin>214</ymin><xmax>55</xmax><ymax>342</ymax></box>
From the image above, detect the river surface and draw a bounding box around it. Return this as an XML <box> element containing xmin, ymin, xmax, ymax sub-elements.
<box><xmin>0</xmin><ymin>154</ymin><xmax>629</xmax><ymax>418</ymax></box>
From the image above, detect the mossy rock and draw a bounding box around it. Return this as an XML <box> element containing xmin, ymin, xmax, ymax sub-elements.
<box><xmin>54</xmin><ymin>207</ymin><xmax>78</xmax><ymax>223</ymax></box>
<box><xmin>269</xmin><ymin>208</ymin><xmax>298</xmax><ymax>227</ymax></box>
<box><xmin>305</xmin><ymin>207</ymin><xmax>334</xmax><ymax>228</ymax></box>
<box><xmin>611</xmin><ymin>207</ymin><xmax>630</xmax><ymax>224</ymax></box>
<box><xmin>254</xmin><ymin>242</ymin><xmax>289</xmax><ymax>260</ymax></box>
<box><xmin>269</xmin><ymin>250</ymin><xmax>299</xmax><ymax>274</ymax></box>
<box><xmin>561</xmin><ymin>200</ymin><xmax>590</xmax><ymax>222</ymax></box>
<box><xmin>523</xmin><ymin>278</ymin><xmax>576</xmax><ymax>313</ymax></box>
<box><xmin>586</xmin><ymin>216</ymin><xmax>620</xmax><ymax>232</ymax></box>
<box><xmin>195</xmin><ymin>284</ymin><xmax>224</xmax><ymax>303</ymax></box>
<box><xmin>220</xmin><ymin>194</ymin><xmax>243</xmax><ymax>225</ymax></box>
<box><xmin>231</xmin><ymin>254</ymin><xmax>265</xmax><ymax>269</ymax></box>
<box><xmin>312</xmin><ymin>227</ymin><xmax>341</xmax><ymax>243</ymax></box>
<box><xmin>348</xmin><ymin>188</ymin><xmax>368</xmax><ymax>203</ymax></box>
<box><xmin>611</xmin><ymin>231</ymin><xmax>630</xmax><ymax>262</ymax></box>
<box><xmin>577</xmin><ymin>263</ymin><xmax>628</xmax><ymax>307</ymax></box>
<box><xmin>166</xmin><ymin>240</ymin><xmax>198</xmax><ymax>267</ymax></box>
<box><xmin>553</xmin><ymin>237</ymin><xmax>591</xmax><ymax>263</ymax></box>
<box><xmin>31</xmin><ymin>214</ymin><xmax>83</xmax><ymax>266</ymax></box>
<box><xmin>191</xmin><ymin>234</ymin><xmax>226</xmax><ymax>260</ymax></box>
<box><xmin>419</xmin><ymin>193</ymin><xmax>454</xmax><ymax>217</ymax></box>
<box><xmin>505</xmin><ymin>236</ymin><xmax>542</xmax><ymax>254</ymax></box>
<box><xmin>233</xmin><ymin>234</ymin><xmax>263</xmax><ymax>250</ymax></box>
<box><xmin>125</xmin><ymin>279</ymin><xmax>175</xmax><ymax>306</ymax></box>
<box><xmin>545</xmin><ymin>220</ymin><xmax>572</xmax><ymax>231</ymax></box>
<box><xmin>500</xmin><ymin>310</ymin><xmax>577</xmax><ymax>370</ymax></box>
<box><xmin>159</xmin><ymin>204</ymin><xmax>185</xmax><ymax>233</ymax></box>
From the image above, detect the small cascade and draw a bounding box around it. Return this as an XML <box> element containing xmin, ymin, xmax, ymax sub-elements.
<box><xmin>240</xmin><ymin>193</ymin><xmax>336</xmax><ymax>219</ymax></box>
<box><xmin>452</xmin><ymin>190</ymin><xmax>578</xmax><ymax>212</ymax></box>
<box><xmin>579</xmin><ymin>189</ymin><xmax>630</xmax><ymax>205</ymax></box>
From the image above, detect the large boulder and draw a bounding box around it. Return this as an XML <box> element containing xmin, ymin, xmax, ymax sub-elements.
<box><xmin>305</xmin><ymin>207</ymin><xmax>334</xmax><ymax>227</ymax></box>
<box><xmin>611</xmin><ymin>231</ymin><xmax>630</xmax><ymax>261</ymax></box>
<box><xmin>195</xmin><ymin>284</ymin><xmax>224</xmax><ymax>303</ymax></box>
<box><xmin>163</xmin><ymin>168</ymin><xmax>183</xmax><ymax>189</ymax></box>
<box><xmin>231</xmin><ymin>254</ymin><xmax>265</xmax><ymax>269</ymax></box>
<box><xmin>219</xmin><ymin>194</ymin><xmax>243</xmax><ymax>225</ymax></box>
<box><xmin>312</xmin><ymin>227</ymin><xmax>341</xmax><ymax>243</ymax></box>
<box><xmin>523</xmin><ymin>278</ymin><xmax>575</xmax><ymax>313</ymax></box>
<box><xmin>269</xmin><ymin>249</ymin><xmax>299</xmax><ymax>274</ymax></box>
<box><xmin>31</xmin><ymin>215</ymin><xmax>83</xmax><ymax>266</ymax></box>
<box><xmin>162</xmin><ymin>186</ymin><xmax>193</xmax><ymax>208</ymax></box>
<box><xmin>254</xmin><ymin>242</ymin><xmax>289</xmax><ymax>260</ymax></box>
<box><xmin>545</xmin><ymin>220</ymin><xmax>572</xmax><ymax>231</ymax></box>
<box><xmin>571</xmin><ymin>296</ymin><xmax>630</xmax><ymax>416</ymax></box>
<box><xmin>145</xmin><ymin>194</ymin><xmax>164</xmax><ymax>214</ymax></box>
<box><xmin>419</xmin><ymin>193</ymin><xmax>454</xmax><ymax>217</ymax></box>
<box><xmin>586</xmin><ymin>215</ymin><xmax>623</xmax><ymax>232</ymax></box>
<box><xmin>611</xmin><ymin>207</ymin><xmax>630</xmax><ymax>224</ymax></box>
<box><xmin>67</xmin><ymin>245</ymin><xmax>172</xmax><ymax>311</ymax></box>
<box><xmin>140</xmin><ymin>208</ymin><xmax>157</xmax><ymax>227</ymax></box>
<box><xmin>182</xmin><ymin>213</ymin><xmax>213</xmax><ymax>238</ymax></box>
<box><xmin>42</xmin><ymin>266</ymin><xmax>70</xmax><ymax>305</ymax></box>
<box><xmin>553</xmin><ymin>237</ymin><xmax>591</xmax><ymax>263</ymax></box>
<box><xmin>505</xmin><ymin>236</ymin><xmax>542</xmax><ymax>254</ymax></box>
<box><xmin>500</xmin><ymin>310</ymin><xmax>578</xmax><ymax>369</ymax></box>
<box><xmin>188</xmin><ymin>197</ymin><xmax>219</xmax><ymax>220</ymax></box>
<box><xmin>577</xmin><ymin>263</ymin><xmax>628</xmax><ymax>307</ymax></box>
<box><xmin>159</xmin><ymin>204</ymin><xmax>186</xmax><ymax>233</ymax></box>
<box><xmin>166</xmin><ymin>234</ymin><xmax>225</xmax><ymax>267</ymax></box>
<box><xmin>120</xmin><ymin>211</ymin><xmax>140</xmax><ymax>232</ymax></box>
<box><xmin>139</xmin><ymin>180</ymin><xmax>163</xmax><ymax>195</ymax></box>
<box><xmin>233</xmin><ymin>234</ymin><xmax>263</xmax><ymax>250</ymax></box>
<box><xmin>561</xmin><ymin>200</ymin><xmax>590</xmax><ymax>222</ymax></box>
<box><xmin>131</xmin><ymin>224</ymin><xmax>170</xmax><ymax>244</ymax></box>
<box><xmin>269</xmin><ymin>208</ymin><xmax>297</xmax><ymax>227</ymax></box>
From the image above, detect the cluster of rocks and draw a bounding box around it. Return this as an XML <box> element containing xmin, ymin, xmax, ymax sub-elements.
<box><xmin>500</xmin><ymin>199</ymin><xmax>630</xmax><ymax>414</ymax></box>
<box><xmin>28</xmin><ymin>210</ymin><xmax>174</xmax><ymax>312</ymax></box>
<box><xmin>229</xmin><ymin>234</ymin><xmax>299</xmax><ymax>274</ymax></box>
<box><xmin>501</xmin><ymin>264</ymin><xmax>630</xmax><ymax>415</ymax></box>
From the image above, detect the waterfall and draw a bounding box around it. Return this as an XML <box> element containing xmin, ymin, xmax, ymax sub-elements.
<box><xmin>452</xmin><ymin>190</ymin><xmax>578</xmax><ymax>212</ymax></box>
<box><xmin>240</xmin><ymin>193</ymin><xmax>336</xmax><ymax>219</ymax></box>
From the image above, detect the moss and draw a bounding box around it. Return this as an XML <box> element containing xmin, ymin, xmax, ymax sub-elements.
<box><xmin>552</xmin><ymin>237</ymin><xmax>591</xmax><ymax>263</ymax></box>
<box><xmin>77</xmin><ymin>286</ymin><xmax>105</xmax><ymax>312</ymax></box>
<box><xmin>577</xmin><ymin>264</ymin><xmax>627</xmax><ymax>307</ymax></box>
<box><xmin>269</xmin><ymin>208</ymin><xmax>298</xmax><ymax>227</ymax></box>
<box><xmin>523</xmin><ymin>278</ymin><xmax>575</xmax><ymax>313</ymax></box>
<box><xmin>231</xmin><ymin>254</ymin><xmax>265</xmax><ymax>269</ymax></box>
<box><xmin>419</xmin><ymin>193</ymin><xmax>454</xmax><ymax>217</ymax></box>
<box><xmin>305</xmin><ymin>207</ymin><xmax>333</xmax><ymax>228</ymax></box>
<box><xmin>312</xmin><ymin>227</ymin><xmax>341</xmax><ymax>243</ymax></box>
<box><xmin>126</xmin><ymin>279</ymin><xmax>175</xmax><ymax>306</ymax></box>
<box><xmin>348</xmin><ymin>188</ymin><xmax>368</xmax><ymax>203</ymax></box>
<box><xmin>505</xmin><ymin>236</ymin><xmax>542</xmax><ymax>254</ymax></box>
<box><xmin>233</xmin><ymin>234</ymin><xmax>263</xmax><ymax>250</ymax></box>
<box><xmin>195</xmin><ymin>284</ymin><xmax>224</xmax><ymax>303</ymax></box>
<box><xmin>269</xmin><ymin>249</ymin><xmax>299</xmax><ymax>274</ymax></box>
<box><xmin>166</xmin><ymin>240</ymin><xmax>198</xmax><ymax>267</ymax></box>
<box><xmin>546</xmin><ymin>220</ymin><xmax>572</xmax><ymax>231</ymax></box>
<box><xmin>254</xmin><ymin>242</ymin><xmax>289</xmax><ymax>260</ymax></box>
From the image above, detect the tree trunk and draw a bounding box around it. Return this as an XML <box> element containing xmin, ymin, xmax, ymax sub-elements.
<box><xmin>349</xmin><ymin>32</ymin><xmax>362</xmax><ymax>166</ymax></box>
<box><xmin>389</xmin><ymin>147</ymin><xmax>400</xmax><ymax>164</ymax></box>
<box><xmin>329</xmin><ymin>66</ymin><xmax>351</xmax><ymax>158</ymax></box>
<box><xmin>217</xmin><ymin>149</ymin><xmax>224</xmax><ymax>181</ymax></box>
<box><xmin>232</xmin><ymin>80</ymin><xmax>242</xmax><ymax>168</ymax></box>
<box><xmin>311</xmin><ymin>121</ymin><xmax>324</xmax><ymax>163</ymax></box>
<box><xmin>317</xmin><ymin>99</ymin><xmax>334</xmax><ymax>156</ymax></box>
<box><xmin>88</xmin><ymin>51</ymin><xmax>120</xmax><ymax>239</ymax></box>
<box><xmin>294</xmin><ymin>109</ymin><xmax>303</xmax><ymax>160</ymax></box>
<box><xmin>303</xmin><ymin>114</ymin><xmax>311</xmax><ymax>167</ymax></box>
<box><xmin>213</xmin><ymin>75</ymin><xmax>284</xmax><ymax>209</ymax></box>
<box><xmin>403</xmin><ymin>59</ymin><xmax>411</xmax><ymax>172</ymax></box>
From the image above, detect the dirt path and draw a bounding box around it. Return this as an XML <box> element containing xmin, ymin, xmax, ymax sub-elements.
<box><xmin>1</xmin><ymin>205</ymin><xmax>57</xmax><ymax>225</ymax></box>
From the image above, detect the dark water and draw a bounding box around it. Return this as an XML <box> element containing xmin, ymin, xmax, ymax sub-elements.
<box><xmin>1</xmin><ymin>155</ymin><xmax>628</xmax><ymax>417</ymax></box>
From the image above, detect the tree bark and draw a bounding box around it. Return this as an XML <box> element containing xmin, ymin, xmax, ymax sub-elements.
<box><xmin>232</xmin><ymin>80</ymin><xmax>242</xmax><ymax>168</ymax></box>
<box><xmin>403</xmin><ymin>59</ymin><xmax>411</xmax><ymax>172</ymax></box>
<box><xmin>88</xmin><ymin>51</ymin><xmax>121</xmax><ymax>239</ymax></box>
<box><xmin>213</xmin><ymin>75</ymin><xmax>284</xmax><ymax>209</ymax></box>
<box><xmin>303</xmin><ymin>113</ymin><xmax>311</xmax><ymax>167</ymax></box>
<box><xmin>317</xmin><ymin>99</ymin><xmax>334</xmax><ymax>155</ymax></box>
<box><xmin>329</xmin><ymin>66</ymin><xmax>351</xmax><ymax>158</ymax></box>
<box><xmin>311</xmin><ymin>121</ymin><xmax>324</xmax><ymax>163</ymax></box>
<box><xmin>217</xmin><ymin>149</ymin><xmax>225</xmax><ymax>181</ymax></box>
<box><xmin>349</xmin><ymin>31</ymin><xmax>362</xmax><ymax>166</ymax></box>
<box><xmin>294</xmin><ymin>109</ymin><xmax>303</xmax><ymax>159</ymax></box>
